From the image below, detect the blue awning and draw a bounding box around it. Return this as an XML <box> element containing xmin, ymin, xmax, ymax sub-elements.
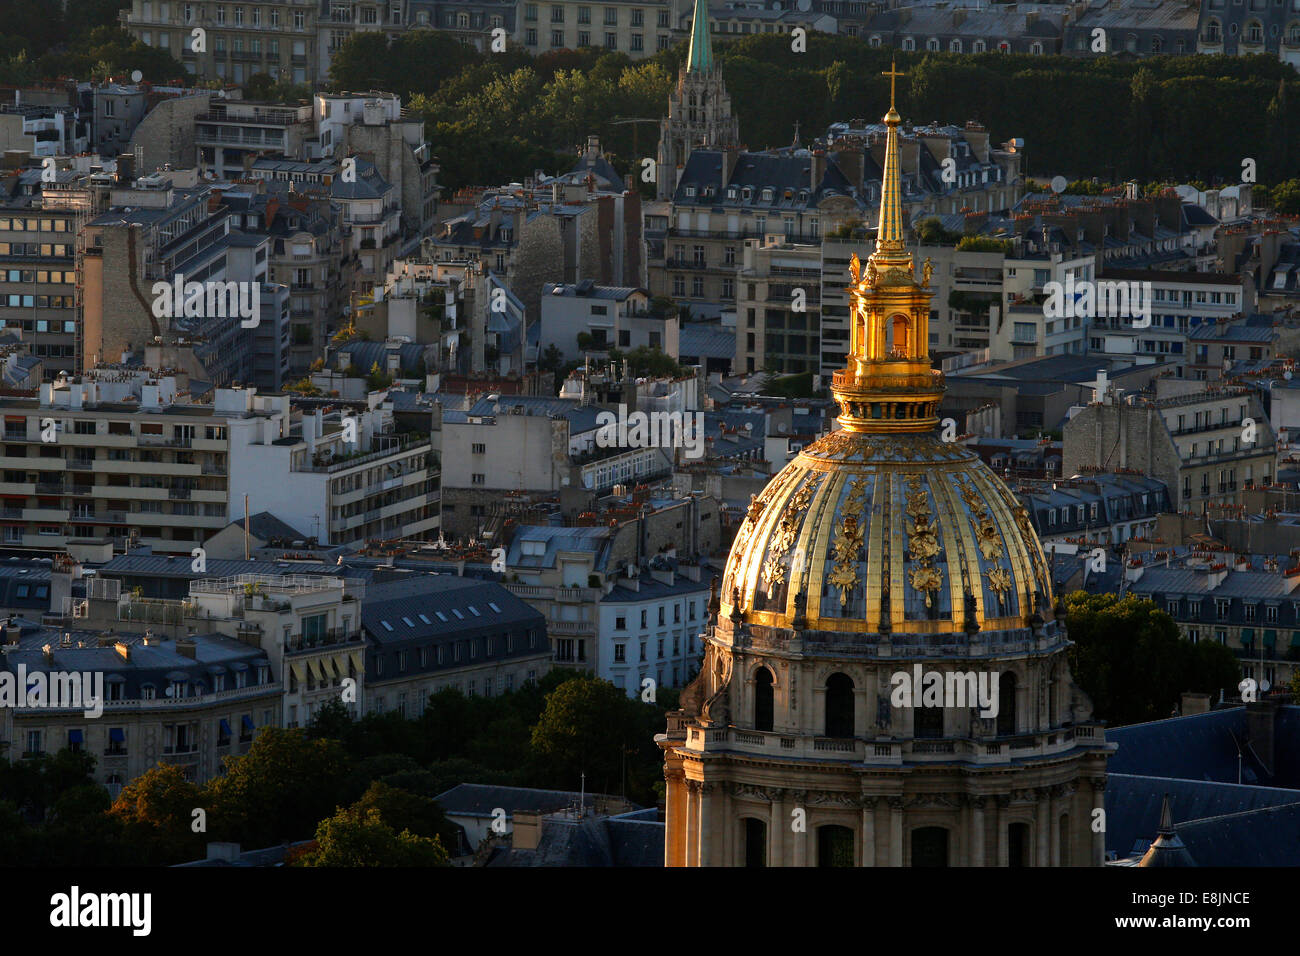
<box><xmin>219</xmin><ymin>718</ymin><xmax>232</xmax><ymax>736</ymax></box>
<box><xmin>241</xmin><ymin>715</ymin><xmax>254</xmax><ymax>731</ymax></box>
<box><xmin>109</xmin><ymin>728</ymin><xmax>125</xmax><ymax>743</ymax></box>
<box><xmin>68</xmin><ymin>729</ymin><xmax>83</xmax><ymax>744</ymax></box>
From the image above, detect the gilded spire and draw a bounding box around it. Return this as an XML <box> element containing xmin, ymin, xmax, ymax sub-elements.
<box><xmin>831</xmin><ymin>61</ymin><xmax>945</xmax><ymax>435</ymax></box>
<box><xmin>687</xmin><ymin>0</ymin><xmax>714</xmax><ymax>73</ymax></box>
<box><xmin>874</xmin><ymin>61</ymin><xmax>907</xmax><ymax>255</ymax></box>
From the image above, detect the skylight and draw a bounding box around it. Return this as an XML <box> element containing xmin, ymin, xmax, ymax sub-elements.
<box><xmin>436</xmin><ymin>612</ymin><xmax>448</xmax><ymax>622</ymax></box>
<box><xmin>451</xmin><ymin>608</ymin><xmax>464</xmax><ymax>620</ymax></box>
<box><xmin>402</xmin><ymin>616</ymin><xmax>415</xmax><ymax>628</ymax></box>
<box><xmin>488</xmin><ymin>602</ymin><xmax>501</xmax><ymax>613</ymax></box>
<box><xmin>380</xmin><ymin>620</ymin><xmax>394</xmax><ymax>631</ymax></box>
<box><xmin>418</xmin><ymin>614</ymin><xmax>432</xmax><ymax>624</ymax></box>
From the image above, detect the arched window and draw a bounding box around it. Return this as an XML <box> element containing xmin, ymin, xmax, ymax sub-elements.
<box><xmin>753</xmin><ymin>666</ymin><xmax>774</xmax><ymax>731</ymax></box>
<box><xmin>926</xmin><ymin>37</ymin><xmax>939</xmax><ymax>51</ymax></box>
<box><xmin>997</xmin><ymin>671</ymin><xmax>1017</xmax><ymax>736</ymax></box>
<box><xmin>890</xmin><ymin>314</ymin><xmax>910</xmax><ymax>356</ymax></box>
<box><xmin>744</xmin><ymin>817</ymin><xmax>767</xmax><ymax>867</ymax></box>
<box><xmin>1151</xmin><ymin>35</ymin><xmax>1162</xmax><ymax>52</ymax></box>
<box><xmin>950</xmin><ymin>38</ymin><xmax>962</xmax><ymax>52</ymax></box>
<box><xmin>825</xmin><ymin>672</ymin><xmax>855</xmax><ymax>737</ymax></box>
<box><xmin>1288</xmin><ymin>20</ymin><xmax>1300</xmax><ymax>42</ymax></box>
<box><xmin>973</xmin><ymin>39</ymin><xmax>986</xmax><ymax>52</ymax></box>
<box><xmin>818</xmin><ymin>824</ymin><xmax>855</xmax><ymax>867</ymax></box>
<box><xmin>1030</xmin><ymin>41</ymin><xmax>1043</xmax><ymax>54</ymax></box>
<box><xmin>911</xmin><ymin>826</ymin><xmax>949</xmax><ymax>866</ymax></box>
<box><xmin>1247</xmin><ymin>18</ymin><xmax>1264</xmax><ymax>41</ymax></box>
<box><xmin>902</xmin><ymin>36</ymin><xmax>915</xmax><ymax>51</ymax></box>
<box><xmin>869</xmin><ymin>34</ymin><xmax>881</xmax><ymax>47</ymax></box>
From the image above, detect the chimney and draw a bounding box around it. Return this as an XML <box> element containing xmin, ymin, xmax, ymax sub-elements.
<box><xmin>1245</xmin><ymin>699</ymin><xmax>1277</xmax><ymax>777</ymax></box>
<box><xmin>811</xmin><ymin>149</ymin><xmax>826</xmax><ymax>191</ymax></box>
<box><xmin>721</xmin><ymin>144</ymin><xmax>740</xmax><ymax>184</ymax></box>
<box><xmin>1179</xmin><ymin>691</ymin><xmax>1211</xmax><ymax>715</ymax></box>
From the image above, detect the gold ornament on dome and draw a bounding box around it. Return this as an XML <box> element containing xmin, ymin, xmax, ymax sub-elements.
<box><xmin>828</xmin><ymin>478</ymin><xmax>869</xmax><ymax>606</ymax></box>
<box><xmin>762</xmin><ymin>476</ymin><xmax>819</xmax><ymax>598</ymax></box>
<box><xmin>987</xmin><ymin>565</ymin><xmax>1013</xmax><ymax>607</ymax></box>
<box><xmin>957</xmin><ymin>477</ymin><xmax>1005</xmax><ymax>563</ymax></box>
<box><xmin>903</xmin><ymin>474</ymin><xmax>943</xmax><ymax>607</ymax></box>
<box><xmin>849</xmin><ymin>253</ymin><xmax>861</xmax><ymax>285</ymax></box>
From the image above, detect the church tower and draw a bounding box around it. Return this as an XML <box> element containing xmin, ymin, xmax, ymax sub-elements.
<box><xmin>659</xmin><ymin>65</ymin><xmax>1113</xmax><ymax>867</ymax></box>
<box><xmin>655</xmin><ymin>0</ymin><xmax>740</xmax><ymax>200</ymax></box>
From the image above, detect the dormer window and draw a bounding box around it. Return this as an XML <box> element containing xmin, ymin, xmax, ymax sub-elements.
<box><xmin>761</xmin><ymin>187</ymin><xmax>774</xmax><ymax>202</ymax></box>
<box><xmin>685</xmin><ymin>185</ymin><xmax>696</xmax><ymax>197</ymax></box>
<box><xmin>742</xmin><ymin>186</ymin><xmax>753</xmax><ymax>201</ymax></box>
<box><xmin>727</xmin><ymin>186</ymin><xmax>737</xmax><ymax>199</ymax></box>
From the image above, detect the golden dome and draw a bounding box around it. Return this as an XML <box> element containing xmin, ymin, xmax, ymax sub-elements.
<box><xmin>719</xmin><ymin>432</ymin><xmax>1056</xmax><ymax>635</ymax></box>
<box><xmin>719</xmin><ymin>60</ymin><xmax>1057</xmax><ymax>638</ymax></box>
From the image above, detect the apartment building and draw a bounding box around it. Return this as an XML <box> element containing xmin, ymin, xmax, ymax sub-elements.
<box><xmin>362</xmin><ymin>574</ymin><xmax>550</xmax><ymax>710</ymax></box>
<box><xmin>0</xmin><ymin>105</ymin><xmax>89</xmax><ymax>158</ymax></box>
<box><xmin>80</xmin><ymin>174</ymin><xmax>251</xmax><ymax>380</ymax></box>
<box><xmin>1062</xmin><ymin>384</ymin><xmax>1277</xmax><ymax>511</ymax></box>
<box><xmin>734</xmin><ymin>236</ymin><xmax>821</xmax><ymax>375</ymax></box>
<box><xmin>0</xmin><ymin>623</ymin><xmax>279</xmax><ymax>792</ymax></box>
<box><xmin>196</xmin><ymin>101</ymin><xmax>316</xmax><ymax>179</ymax></box>
<box><xmin>540</xmin><ymin>282</ymin><xmax>678</xmax><ymax>362</ymax></box>
<box><xmin>516</xmin><ymin>0</ymin><xmax>678</xmax><ymax>56</ymax></box>
<box><xmin>1015</xmin><ymin>472</ymin><xmax>1172</xmax><ymax>548</ymax></box>
<box><xmin>991</xmin><ymin>250</ymin><xmax>1094</xmax><ymax>362</ymax></box>
<box><xmin>408</xmin><ymin>0</ymin><xmax>516</xmax><ymax>52</ymax></box>
<box><xmin>0</xmin><ymin>169</ymin><xmax>110</xmax><ymax>376</ymax></box>
<box><xmin>597</xmin><ymin>558</ymin><xmax>710</xmax><ymax>697</ymax></box>
<box><xmin>1063</xmin><ymin>0</ymin><xmax>1199</xmax><ymax>57</ymax></box>
<box><xmin>1126</xmin><ymin>555</ymin><xmax>1300</xmax><ymax>691</ymax></box>
<box><xmin>1088</xmin><ymin>270</ymin><xmax>1249</xmax><ymax>378</ymax></box>
<box><xmin>1197</xmin><ymin>0</ymin><xmax>1300</xmax><ymax>64</ymax></box>
<box><xmin>227</xmin><ymin>397</ymin><xmax>440</xmax><ymax>548</ymax></box>
<box><xmin>123</xmin><ymin>0</ymin><xmax>327</xmax><ymax>86</ymax></box>
<box><xmin>855</xmin><ymin>3</ymin><xmax>1067</xmax><ymax>53</ymax></box>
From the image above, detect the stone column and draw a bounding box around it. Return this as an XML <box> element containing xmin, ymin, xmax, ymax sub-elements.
<box><xmin>996</xmin><ymin>795</ymin><xmax>1010</xmax><ymax>866</ymax></box>
<box><xmin>860</xmin><ymin>796</ymin><xmax>877</xmax><ymax>867</ymax></box>
<box><xmin>1091</xmin><ymin>777</ymin><xmax>1107</xmax><ymax>867</ymax></box>
<box><xmin>699</xmin><ymin>783</ymin><xmax>715</xmax><ymax>867</ymax></box>
<box><xmin>1036</xmin><ymin>787</ymin><xmax>1051</xmax><ymax>867</ymax></box>
<box><xmin>665</xmin><ymin>770</ymin><xmax>684</xmax><ymax>866</ymax></box>
<box><xmin>790</xmin><ymin>790</ymin><xmax>808</xmax><ymax>867</ymax></box>
<box><xmin>969</xmin><ymin>796</ymin><xmax>986</xmax><ymax>868</ymax></box>
<box><xmin>684</xmin><ymin>780</ymin><xmax>698</xmax><ymax>867</ymax></box>
<box><xmin>768</xmin><ymin>788</ymin><xmax>785</xmax><ymax>866</ymax></box>
<box><xmin>1050</xmin><ymin>784</ymin><xmax>1066</xmax><ymax>866</ymax></box>
<box><xmin>888</xmin><ymin>796</ymin><xmax>904</xmax><ymax>866</ymax></box>
<box><xmin>720</xmin><ymin>784</ymin><xmax>734</xmax><ymax>866</ymax></box>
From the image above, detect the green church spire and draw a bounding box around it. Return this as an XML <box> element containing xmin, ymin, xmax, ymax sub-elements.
<box><xmin>687</xmin><ymin>0</ymin><xmax>714</xmax><ymax>73</ymax></box>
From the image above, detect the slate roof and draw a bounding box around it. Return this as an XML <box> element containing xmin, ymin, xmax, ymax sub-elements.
<box><xmin>338</xmin><ymin>340</ymin><xmax>428</xmax><ymax>375</ymax></box>
<box><xmin>678</xmin><ymin>323</ymin><xmax>736</xmax><ymax>361</ymax></box>
<box><xmin>230</xmin><ymin>511</ymin><xmax>307</xmax><ymax>542</ymax></box>
<box><xmin>435</xmin><ymin>783</ymin><xmax>628</xmax><ymax>818</ymax></box>
<box><xmin>362</xmin><ymin>575</ymin><xmax>542</xmax><ymax>645</ymax></box>
<box><xmin>1</xmin><ymin>626</ymin><xmax>272</xmax><ymax>701</ymax></box>
<box><xmin>329</xmin><ymin>158</ymin><xmax>393</xmax><ymax>201</ymax></box>
<box><xmin>506</xmin><ymin>526</ymin><xmax>613</xmax><ymax>572</ymax></box>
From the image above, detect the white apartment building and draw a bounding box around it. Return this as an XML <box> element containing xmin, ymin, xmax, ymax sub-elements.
<box><xmin>227</xmin><ymin>393</ymin><xmax>439</xmax><ymax>548</ymax></box>
<box><xmin>596</xmin><ymin>561</ymin><xmax>709</xmax><ymax>697</ymax></box>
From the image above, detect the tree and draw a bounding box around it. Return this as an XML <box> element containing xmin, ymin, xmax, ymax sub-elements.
<box><xmin>1064</xmin><ymin>591</ymin><xmax>1239</xmax><ymax>727</ymax></box>
<box><xmin>206</xmin><ymin>728</ymin><xmax>351</xmax><ymax>848</ymax></box>
<box><xmin>109</xmin><ymin>764</ymin><xmax>207</xmax><ymax>864</ymax></box>
<box><xmin>350</xmin><ymin>780</ymin><xmax>460</xmax><ymax>848</ymax></box>
<box><xmin>295</xmin><ymin>807</ymin><xmax>450</xmax><ymax>866</ymax></box>
<box><xmin>530</xmin><ymin>676</ymin><xmax>644</xmax><ymax>796</ymax></box>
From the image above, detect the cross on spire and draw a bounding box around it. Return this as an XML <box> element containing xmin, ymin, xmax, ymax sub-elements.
<box><xmin>883</xmin><ymin>60</ymin><xmax>904</xmax><ymax>110</ymax></box>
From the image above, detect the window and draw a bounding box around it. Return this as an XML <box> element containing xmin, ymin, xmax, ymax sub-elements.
<box><xmin>753</xmin><ymin>667</ymin><xmax>774</xmax><ymax>731</ymax></box>
<box><xmin>614</xmin><ymin>643</ymin><xmax>626</xmax><ymax>662</ymax></box>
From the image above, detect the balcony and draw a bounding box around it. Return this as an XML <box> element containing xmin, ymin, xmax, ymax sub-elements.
<box><xmin>138</xmin><ymin>434</ymin><xmax>192</xmax><ymax>448</ymax></box>
<box><xmin>168</xmin><ymin>487</ymin><xmax>193</xmax><ymax>500</ymax></box>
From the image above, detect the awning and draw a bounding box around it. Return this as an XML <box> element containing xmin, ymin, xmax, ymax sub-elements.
<box><xmin>350</xmin><ymin>650</ymin><xmax>364</xmax><ymax>674</ymax></box>
<box><xmin>241</xmin><ymin>715</ymin><xmax>254</xmax><ymax>731</ymax></box>
<box><xmin>68</xmin><ymin>729</ymin><xmax>83</xmax><ymax>744</ymax></box>
<box><xmin>289</xmin><ymin>661</ymin><xmax>306</xmax><ymax>684</ymax></box>
<box><xmin>219</xmin><ymin>718</ymin><xmax>232</xmax><ymax>736</ymax></box>
<box><xmin>109</xmin><ymin>728</ymin><xmax>125</xmax><ymax>743</ymax></box>
<box><xmin>1291</xmin><ymin>631</ymin><xmax>1300</xmax><ymax>648</ymax></box>
<box><xmin>1263</xmin><ymin>630</ymin><xmax>1277</xmax><ymax>647</ymax></box>
<box><xmin>315</xmin><ymin>659</ymin><xmax>332</xmax><ymax>683</ymax></box>
<box><xmin>331</xmin><ymin>658</ymin><xmax>343</xmax><ymax>679</ymax></box>
<box><xmin>1240</xmin><ymin>629</ymin><xmax>1254</xmax><ymax>644</ymax></box>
